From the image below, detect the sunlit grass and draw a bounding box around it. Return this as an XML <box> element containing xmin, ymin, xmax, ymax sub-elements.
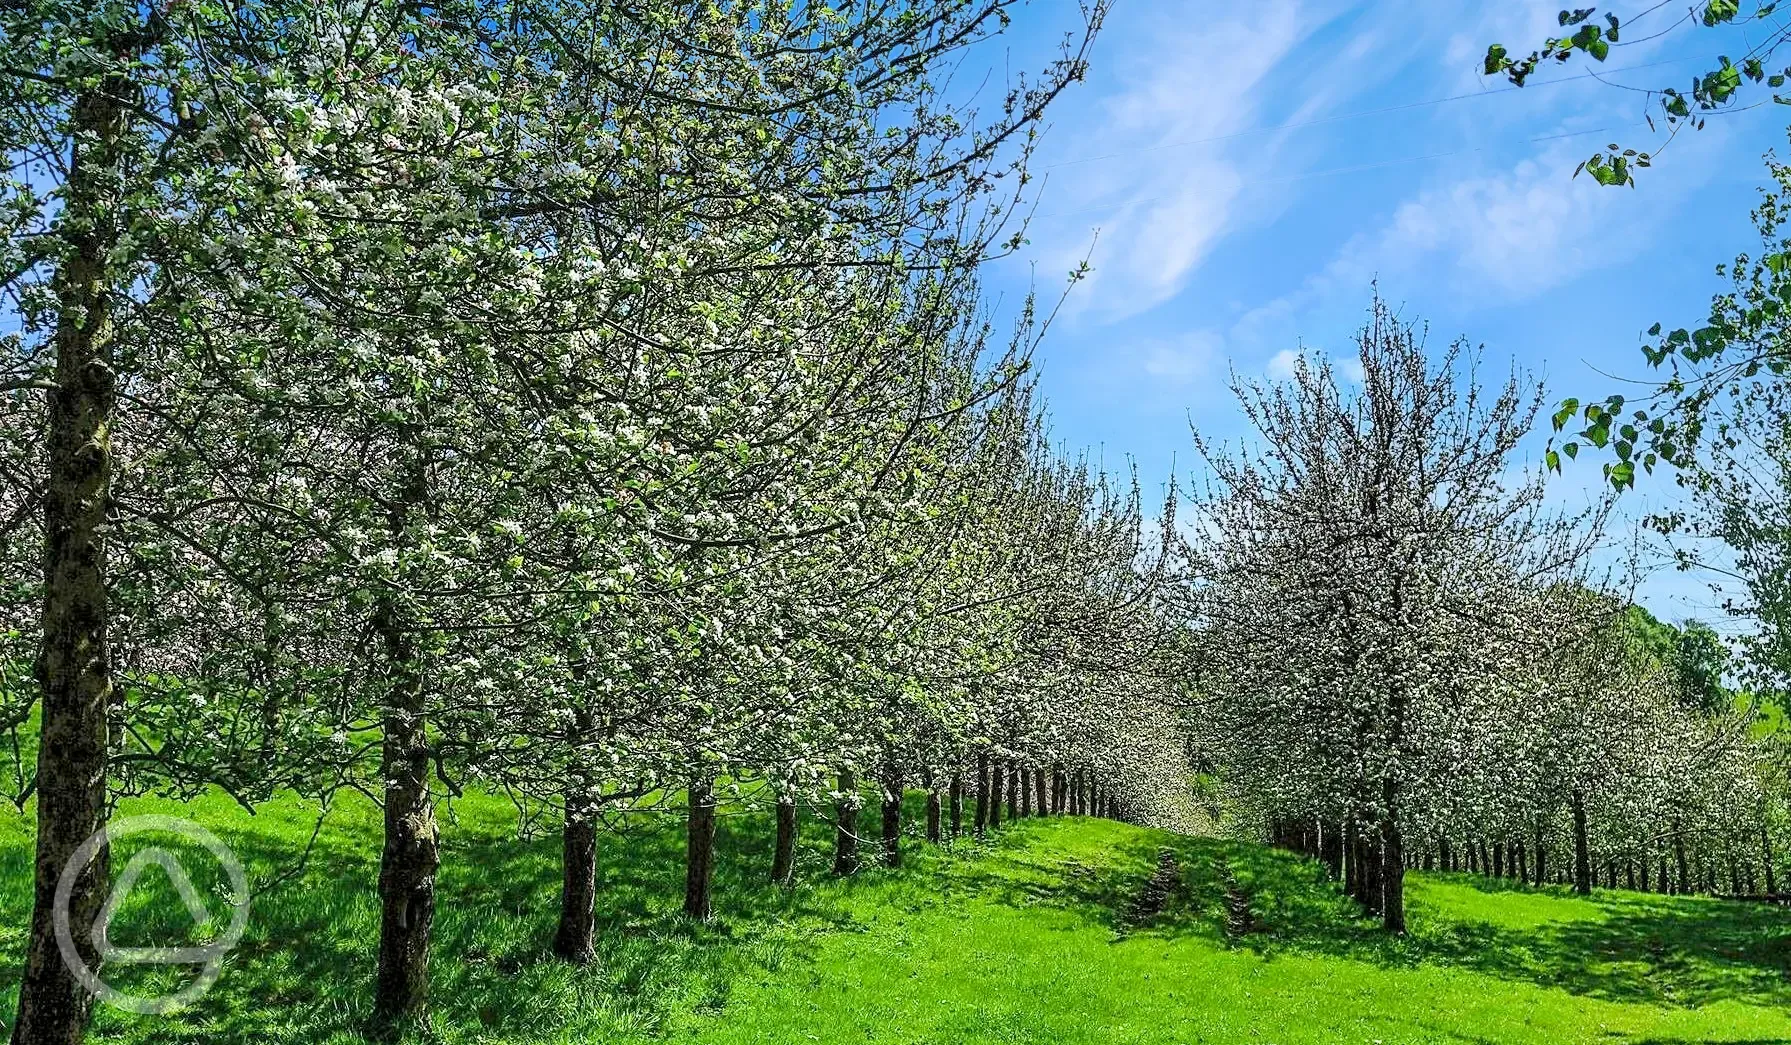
<box><xmin>0</xmin><ymin>792</ymin><xmax>1786</xmax><ymax>1043</ymax></box>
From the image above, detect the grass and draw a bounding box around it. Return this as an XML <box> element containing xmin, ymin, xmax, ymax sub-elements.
<box><xmin>0</xmin><ymin>791</ymin><xmax>1787</xmax><ymax>1044</ymax></box>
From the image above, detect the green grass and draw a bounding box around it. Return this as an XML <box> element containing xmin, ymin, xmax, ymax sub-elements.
<box><xmin>0</xmin><ymin>792</ymin><xmax>1788</xmax><ymax>1044</ymax></box>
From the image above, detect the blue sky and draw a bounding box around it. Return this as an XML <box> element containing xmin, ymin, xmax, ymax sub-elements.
<box><xmin>984</xmin><ymin>0</ymin><xmax>1791</xmax><ymax>629</ymax></box>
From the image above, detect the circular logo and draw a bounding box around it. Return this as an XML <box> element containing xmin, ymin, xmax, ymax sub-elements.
<box><xmin>53</xmin><ymin>814</ymin><xmax>251</xmax><ymax>1014</ymax></box>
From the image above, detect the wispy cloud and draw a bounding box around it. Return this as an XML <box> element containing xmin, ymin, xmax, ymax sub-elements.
<box><xmin>1027</xmin><ymin>1</ymin><xmax>1339</xmax><ymax>323</ymax></box>
<box><xmin>1266</xmin><ymin>346</ymin><xmax>1365</xmax><ymax>383</ymax></box>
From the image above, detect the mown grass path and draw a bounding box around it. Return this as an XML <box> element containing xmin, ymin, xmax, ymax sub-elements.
<box><xmin>0</xmin><ymin>792</ymin><xmax>1786</xmax><ymax>1043</ymax></box>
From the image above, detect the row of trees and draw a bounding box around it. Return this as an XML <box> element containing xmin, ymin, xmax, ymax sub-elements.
<box><xmin>0</xmin><ymin>2</ymin><xmax>1201</xmax><ymax>1042</ymax></box>
<box><xmin>1183</xmin><ymin>299</ymin><xmax>1775</xmax><ymax>931</ymax></box>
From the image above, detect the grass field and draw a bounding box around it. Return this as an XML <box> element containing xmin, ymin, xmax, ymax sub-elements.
<box><xmin>0</xmin><ymin>791</ymin><xmax>1787</xmax><ymax>1044</ymax></box>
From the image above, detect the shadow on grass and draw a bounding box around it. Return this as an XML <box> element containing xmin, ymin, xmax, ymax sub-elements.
<box><xmin>0</xmin><ymin>794</ymin><xmax>904</xmax><ymax>1044</ymax></box>
<box><xmin>7</xmin><ymin>795</ymin><xmax>1791</xmax><ymax>1042</ymax></box>
<box><xmin>995</xmin><ymin>830</ymin><xmax>1791</xmax><ymax>1014</ymax></box>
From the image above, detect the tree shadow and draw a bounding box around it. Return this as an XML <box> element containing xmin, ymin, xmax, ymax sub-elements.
<box><xmin>1130</xmin><ymin>839</ymin><xmax>1791</xmax><ymax>1012</ymax></box>
<box><xmin>0</xmin><ymin>794</ymin><xmax>889</xmax><ymax>1044</ymax></box>
<box><xmin>947</xmin><ymin>827</ymin><xmax>1791</xmax><ymax>1015</ymax></box>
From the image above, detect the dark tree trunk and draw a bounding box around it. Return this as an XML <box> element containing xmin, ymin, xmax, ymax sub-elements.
<box><xmin>1322</xmin><ymin>822</ymin><xmax>1343</xmax><ymax>880</ymax></box>
<box><xmin>989</xmin><ymin>757</ymin><xmax>1004</xmax><ymax>828</ymax></box>
<box><xmin>833</xmin><ymin>770</ymin><xmax>861</xmax><ymax>876</ymax></box>
<box><xmin>949</xmin><ymin>772</ymin><xmax>963</xmax><ymax>838</ymax></box>
<box><xmin>1345</xmin><ymin>821</ymin><xmax>1363</xmax><ymax>904</ymax></box>
<box><xmin>1052</xmin><ymin>765</ymin><xmax>1065</xmax><ymax>813</ymax></box>
<box><xmin>553</xmin><ymin>792</ymin><xmax>599</xmax><ymax>963</ymax></box>
<box><xmin>1763</xmin><ymin>822</ymin><xmax>1778</xmax><ymax>895</ymax></box>
<box><xmin>1438</xmin><ymin>836</ymin><xmax>1453</xmax><ymax>872</ymax></box>
<box><xmin>880</xmin><ymin>766</ymin><xmax>904</xmax><ymax>868</ymax></box>
<box><xmin>1381</xmin><ymin>792</ymin><xmax>1406</xmax><ymax>934</ymax></box>
<box><xmin>1492</xmin><ymin>841</ymin><xmax>1504</xmax><ymax>880</ymax></box>
<box><xmin>974</xmin><ymin>753</ymin><xmax>989</xmax><ymax>836</ymax></box>
<box><xmin>374</xmin><ymin>580</ymin><xmax>439</xmax><ymax>1027</ymax></box>
<box><xmin>1035</xmin><ymin>765</ymin><xmax>1048</xmax><ymax>813</ymax></box>
<box><xmin>683</xmin><ymin>776</ymin><xmax>717</xmax><ymax>920</ymax></box>
<box><xmin>772</xmin><ymin>793</ymin><xmax>798</xmax><ymax>885</ymax></box>
<box><xmin>1018</xmin><ymin>766</ymin><xmax>1031</xmax><ymax>817</ymax></box>
<box><xmin>931</xmin><ymin>774</ymin><xmax>945</xmax><ymax>846</ymax></box>
<box><xmin>1673</xmin><ymin>824</ymin><xmax>1690</xmax><ymax>895</ymax></box>
<box><xmin>1358</xmin><ymin>831</ymin><xmax>1383</xmax><ymax>917</ymax></box>
<box><xmin>1571</xmin><ymin>789</ymin><xmax>1592</xmax><ymax>895</ymax></box>
<box><xmin>13</xmin><ymin>74</ymin><xmax>127</xmax><ymax>1045</ymax></box>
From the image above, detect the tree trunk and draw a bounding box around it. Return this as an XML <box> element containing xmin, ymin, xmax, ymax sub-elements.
<box><xmin>1763</xmin><ymin>822</ymin><xmax>1778</xmax><ymax>895</ymax></box>
<box><xmin>988</xmin><ymin>756</ymin><xmax>1004</xmax><ymax>828</ymax></box>
<box><xmin>683</xmin><ymin>775</ymin><xmax>717</xmax><ymax>920</ymax></box>
<box><xmin>374</xmin><ymin>588</ymin><xmax>439</xmax><ymax>1027</ymax></box>
<box><xmin>1052</xmin><ymin>765</ymin><xmax>1065</xmax><ymax>813</ymax></box>
<box><xmin>1018</xmin><ymin>766</ymin><xmax>1031</xmax><ymax>817</ymax></box>
<box><xmin>880</xmin><ymin>766</ymin><xmax>904</xmax><ymax>868</ymax></box>
<box><xmin>973</xmin><ymin>754</ymin><xmax>989</xmax><ymax>836</ymax></box>
<box><xmin>949</xmin><ymin>772</ymin><xmax>963</xmax><ymax>838</ymax></box>
<box><xmin>1533</xmin><ymin>825</ymin><xmax>1548</xmax><ymax>888</ymax></box>
<box><xmin>1571</xmin><ymin>789</ymin><xmax>1591</xmax><ymax>895</ymax></box>
<box><xmin>1673</xmin><ymin>823</ymin><xmax>1690</xmax><ymax>895</ymax></box>
<box><xmin>13</xmin><ymin>74</ymin><xmax>128</xmax><ymax>1045</ymax></box>
<box><xmin>771</xmin><ymin>792</ymin><xmax>798</xmax><ymax>885</ymax></box>
<box><xmin>1381</xmin><ymin>788</ymin><xmax>1406</xmax><ymax>934</ymax></box>
<box><xmin>925</xmin><ymin>784</ymin><xmax>941</xmax><ymax>844</ymax></box>
<box><xmin>1344</xmin><ymin>820</ymin><xmax>1363</xmax><ymax>903</ymax></box>
<box><xmin>552</xmin><ymin>792</ymin><xmax>598</xmax><ymax>963</ymax></box>
<box><xmin>833</xmin><ymin>770</ymin><xmax>861</xmax><ymax>876</ymax></box>
<box><xmin>1034</xmin><ymin>765</ymin><xmax>1048</xmax><ymax>813</ymax></box>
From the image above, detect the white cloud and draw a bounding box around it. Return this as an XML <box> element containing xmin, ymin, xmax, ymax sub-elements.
<box><xmin>1140</xmin><ymin>332</ymin><xmax>1220</xmax><ymax>381</ymax></box>
<box><xmin>1265</xmin><ymin>348</ymin><xmax>1301</xmax><ymax>381</ymax></box>
<box><xmin>1265</xmin><ymin>346</ymin><xmax>1364</xmax><ymax>383</ymax></box>
<box><xmin>1029</xmin><ymin>1</ymin><xmax>1344</xmax><ymax>324</ymax></box>
<box><xmin>1233</xmin><ymin>136</ymin><xmax>1675</xmax><ymax>349</ymax></box>
<box><xmin>1366</xmin><ymin>147</ymin><xmax>1628</xmax><ymax>296</ymax></box>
